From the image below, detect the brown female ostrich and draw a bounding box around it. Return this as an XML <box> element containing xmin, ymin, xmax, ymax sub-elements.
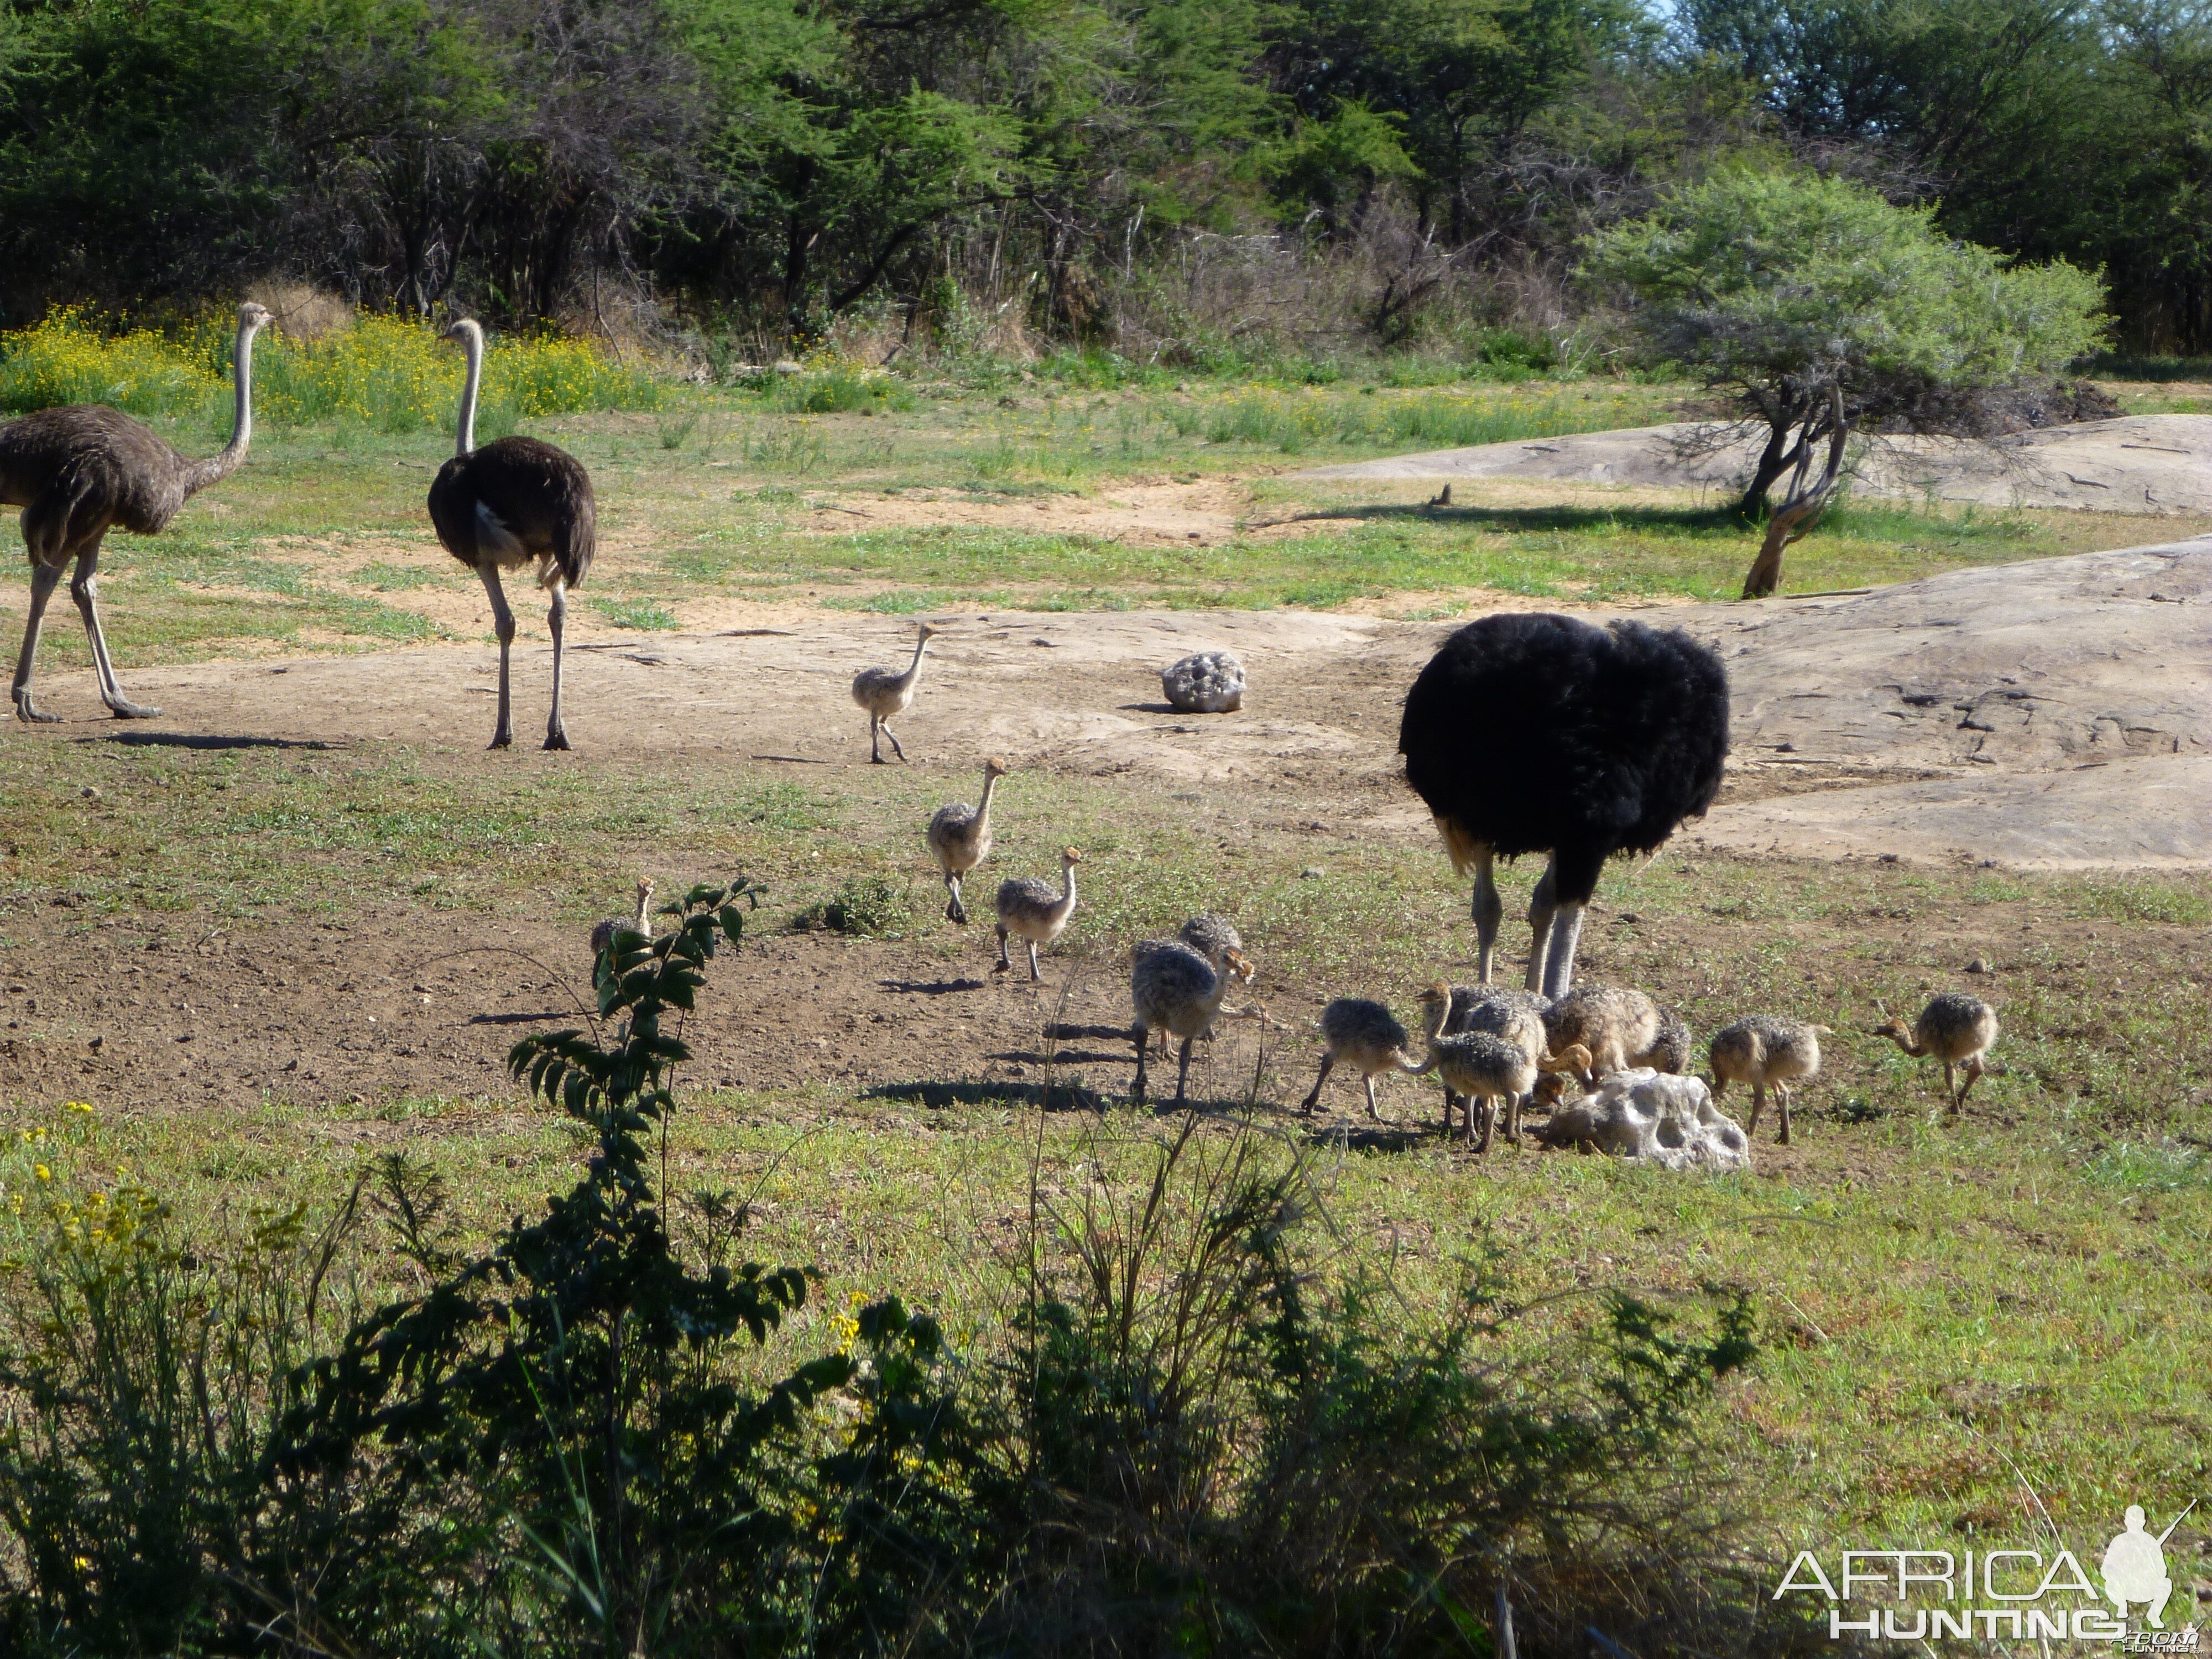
<box><xmin>427</xmin><ymin>319</ymin><xmax>596</xmax><ymax>751</ymax></box>
<box><xmin>3</xmin><ymin>301</ymin><xmax>271</xmax><ymax>723</ymax></box>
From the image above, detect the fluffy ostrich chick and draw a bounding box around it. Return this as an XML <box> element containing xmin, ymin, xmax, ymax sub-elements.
<box><xmin>927</xmin><ymin>756</ymin><xmax>1008</xmax><ymax>924</ymax></box>
<box><xmin>1415</xmin><ymin>984</ymin><xmax>1591</xmax><ymax>1151</ymax></box>
<box><xmin>1872</xmin><ymin>994</ymin><xmax>1999</xmax><ymax>1113</ymax></box>
<box><xmin>1300</xmin><ymin>998</ymin><xmax>1428</xmax><ymax>1121</ymax></box>
<box><xmin>994</xmin><ymin>847</ymin><xmax>1080</xmax><ymax>981</ymax></box>
<box><xmin>1708</xmin><ymin>1015</ymin><xmax>1827</xmax><ymax>1144</ymax></box>
<box><xmin>851</xmin><ymin>622</ymin><xmax>938</xmax><ymax>763</ymax></box>
<box><xmin>1131</xmin><ymin>942</ymin><xmax>1256</xmax><ymax>1107</ymax></box>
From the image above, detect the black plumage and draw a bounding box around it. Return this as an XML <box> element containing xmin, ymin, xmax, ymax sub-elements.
<box><xmin>429</xmin><ymin>318</ymin><xmax>597</xmax><ymax>750</ymax></box>
<box><xmin>427</xmin><ymin>437</ymin><xmax>596</xmax><ymax>592</ymax></box>
<box><xmin>1399</xmin><ymin>612</ymin><xmax>1728</xmax><ymax>995</ymax></box>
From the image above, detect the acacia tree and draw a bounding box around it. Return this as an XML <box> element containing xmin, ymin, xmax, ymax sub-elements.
<box><xmin>1582</xmin><ymin>168</ymin><xmax>2106</xmax><ymax>596</ymax></box>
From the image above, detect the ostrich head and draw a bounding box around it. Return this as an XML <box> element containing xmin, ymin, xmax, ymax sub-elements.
<box><xmin>1222</xmin><ymin>948</ymin><xmax>1255</xmax><ymax>986</ymax></box>
<box><xmin>983</xmin><ymin>755</ymin><xmax>1009</xmax><ymax>779</ymax></box>
<box><xmin>442</xmin><ymin>317</ymin><xmax>485</xmax><ymax>347</ymax></box>
<box><xmin>238</xmin><ymin>301</ymin><xmax>273</xmax><ymax>334</ymax></box>
<box><xmin>917</xmin><ymin>621</ymin><xmax>941</xmax><ymax>641</ymax></box>
<box><xmin>1060</xmin><ymin>846</ymin><xmax>1082</xmax><ymax>867</ymax></box>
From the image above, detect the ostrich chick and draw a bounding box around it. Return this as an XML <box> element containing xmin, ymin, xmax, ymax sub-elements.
<box><xmin>994</xmin><ymin>847</ymin><xmax>1081</xmax><ymax>981</ymax></box>
<box><xmin>1872</xmin><ymin>994</ymin><xmax>1999</xmax><ymax>1113</ymax></box>
<box><xmin>851</xmin><ymin>622</ymin><xmax>938</xmax><ymax>763</ymax></box>
<box><xmin>1415</xmin><ymin>985</ymin><xmax>1590</xmax><ymax>1151</ymax></box>
<box><xmin>1301</xmin><ymin>999</ymin><xmax>1427</xmax><ymax>1121</ymax></box>
<box><xmin>1131</xmin><ymin>942</ymin><xmax>1256</xmax><ymax>1107</ymax></box>
<box><xmin>1708</xmin><ymin>1015</ymin><xmax>1827</xmax><ymax>1144</ymax></box>
<box><xmin>1544</xmin><ymin>985</ymin><xmax>1662</xmax><ymax>1077</ymax></box>
<box><xmin>1141</xmin><ymin>914</ymin><xmax>1250</xmax><ymax>1056</ymax></box>
<box><xmin>926</xmin><ymin>756</ymin><xmax>1008</xmax><ymax>924</ymax></box>
<box><xmin>590</xmin><ymin>879</ymin><xmax>655</xmax><ymax>960</ymax></box>
<box><xmin>1639</xmin><ymin>1005</ymin><xmax>1693</xmax><ymax>1074</ymax></box>
<box><xmin>1436</xmin><ymin>985</ymin><xmax>1556</xmax><ymax>1127</ymax></box>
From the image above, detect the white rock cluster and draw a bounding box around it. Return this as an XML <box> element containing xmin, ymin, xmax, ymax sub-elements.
<box><xmin>1161</xmin><ymin>650</ymin><xmax>1245</xmax><ymax>713</ymax></box>
<box><xmin>1536</xmin><ymin>1070</ymin><xmax>1751</xmax><ymax>1170</ymax></box>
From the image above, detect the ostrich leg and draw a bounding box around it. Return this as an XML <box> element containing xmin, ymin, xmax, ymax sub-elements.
<box><xmin>1523</xmin><ymin>860</ymin><xmax>1558</xmax><ymax>994</ymax></box>
<box><xmin>993</xmin><ymin>924</ymin><xmax>1013</xmax><ymax>973</ymax></box>
<box><xmin>1300</xmin><ymin>1054</ymin><xmax>1334</xmax><ymax>1114</ymax></box>
<box><xmin>544</xmin><ymin>580</ymin><xmax>571</xmax><ymax>751</ymax></box>
<box><xmin>1026</xmin><ymin>939</ymin><xmax>1042</xmax><ymax>982</ymax></box>
<box><xmin>11</xmin><ymin>560</ymin><xmax>67</xmax><ymax>723</ymax></box>
<box><xmin>880</xmin><ymin>717</ymin><xmax>907</xmax><ymax>763</ymax></box>
<box><xmin>869</xmin><ymin>713</ymin><xmax>884</xmax><ymax>764</ymax></box>
<box><xmin>1173</xmin><ymin>1035</ymin><xmax>1195</xmax><ymax>1105</ymax></box>
<box><xmin>71</xmin><ymin>544</ymin><xmax>160</xmax><ymax>718</ymax></box>
<box><xmin>943</xmin><ymin>873</ymin><xmax>966</xmax><ymax>924</ymax></box>
<box><xmin>1363</xmin><ymin>1074</ymin><xmax>1384</xmax><ymax>1121</ymax></box>
<box><xmin>478</xmin><ymin>565</ymin><xmax>517</xmax><ymax>749</ymax></box>
<box><xmin>1470</xmin><ymin>845</ymin><xmax>1503</xmax><ymax>984</ymax></box>
<box><xmin>1539</xmin><ymin>902</ymin><xmax>1585</xmax><ymax>1000</ymax></box>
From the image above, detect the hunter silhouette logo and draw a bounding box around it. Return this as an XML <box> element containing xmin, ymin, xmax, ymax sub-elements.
<box><xmin>2104</xmin><ymin>1501</ymin><xmax>2194</xmax><ymax>1630</ymax></box>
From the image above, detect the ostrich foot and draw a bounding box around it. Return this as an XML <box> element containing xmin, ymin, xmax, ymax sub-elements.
<box><xmin>489</xmin><ymin>731</ymin><xmax>514</xmax><ymax>750</ymax></box>
<box><xmin>946</xmin><ymin>898</ymin><xmax>968</xmax><ymax>924</ymax></box>
<box><xmin>105</xmin><ymin>695</ymin><xmax>161</xmax><ymax>719</ymax></box>
<box><xmin>14</xmin><ymin>691</ymin><xmax>61</xmax><ymax>724</ymax></box>
<box><xmin>544</xmin><ymin>725</ymin><xmax>572</xmax><ymax>752</ymax></box>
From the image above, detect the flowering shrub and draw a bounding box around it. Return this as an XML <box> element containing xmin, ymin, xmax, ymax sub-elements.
<box><xmin>0</xmin><ymin>309</ymin><xmax>664</xmax><ymax>427</ymax></box>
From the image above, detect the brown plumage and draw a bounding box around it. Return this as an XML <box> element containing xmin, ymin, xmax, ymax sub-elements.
<box><xmin>427</xmin><ymin>318</ymin><xmax>597</xmax><ymax>751</ymax></box>
<box><xmin>1872</xmin><ymin>994</ymin><xmax>1999</xmax><ymax>1114</ymax></box>
<box><xmin>4</xmin><ymin>301</ymin><xmax>270</xmax><ymax>723</ymax></box>
<box><xmin>1708</xmin><ymin>1015</ymin><xmax>1827</xmax><ymax>1144</ymax></box>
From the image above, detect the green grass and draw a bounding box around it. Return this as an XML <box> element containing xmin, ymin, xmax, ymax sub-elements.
<box><xmin>10</xmin><ymin>373</ymin><xmax>2198</xmax><ymax>664</ymax></box>
<box><xmin>1</xmin><ymin>731</ymin><xmax>2205</xmax><ymax>1572</ymax></box>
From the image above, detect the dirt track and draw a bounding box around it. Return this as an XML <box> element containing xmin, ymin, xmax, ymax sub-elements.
<box><xmin>13</xmin><ymin>538</ymin><xmax>2204</xmax><ymax>867</ymax></box>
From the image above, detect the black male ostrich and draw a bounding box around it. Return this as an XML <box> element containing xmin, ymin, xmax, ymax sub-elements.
<box><xmin>1399</xmin><ymin>612</ymin><xmax>1728</xmax><ymax>998</ymax></box>
<box><xmin>429</xmin><ymin>318</ymin><xmax>596</xmax><ymax>750</ymax></box>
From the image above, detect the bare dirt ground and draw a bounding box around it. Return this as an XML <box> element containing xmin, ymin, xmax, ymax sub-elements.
<box><xmin>4</xmin><ymin>539</ymin><xmax>2205</xmax><ymax>1125</ymax></box>
<box><xmin>1307</xmin><ymin>413</ymin><xmax>2212</xmax><ymax>515</ymax></box>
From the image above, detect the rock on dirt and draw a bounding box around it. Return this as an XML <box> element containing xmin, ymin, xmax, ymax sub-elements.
<box><xmin>1161</xmin><ymin>650</ymin><xmax>1245</xmax><ymax>713</ymax></box>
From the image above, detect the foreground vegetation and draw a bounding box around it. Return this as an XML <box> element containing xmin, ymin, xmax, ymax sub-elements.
<box><xmin>1</xmin><ymin>729</ymin><xmax>2206</xmax><ymax>1609</ymax></box>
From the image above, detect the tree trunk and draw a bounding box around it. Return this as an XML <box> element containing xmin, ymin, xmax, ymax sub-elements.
<box><xmin>1734</xmin><ymin>408</ymin><xmax>1806</xmax><ymax>519</ymax></box>
<box><xmin>1742</xmin><ymin>386</ymin><xmax>1848</xmax><ymax>599</ymax></box>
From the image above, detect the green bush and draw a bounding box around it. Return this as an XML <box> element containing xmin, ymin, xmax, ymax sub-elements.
<box><xmin>792</xmin><ymin>874</ymin><xmax>914</xmax><ymax>936</ymax></box>
<box><xmin>0</xmin><ymin>895</ymin><xmax>1794</xmax><ymax>1656</ymax></box>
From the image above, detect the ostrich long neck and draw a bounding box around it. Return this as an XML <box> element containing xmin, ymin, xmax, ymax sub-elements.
<box><xmin>894</xmin><ymin>634</ymin><xmax>931</xmax><ymax>693</ymax></box>
<box><xmin>631</xmin><ymin>886</ymin><xmax>653</xmax><ymax>935</ymax></box>
<box><xmin>183</xmin><ymin>320</ymin><xmax>260</xmax><ymax>498</ymax></box>
<box><xmin>974</xmin><ymin>769</ymin><xmax>1001</xmax><ymax>830</ymax></box>
<box><xmin>1052</xmin><ymin>859</ymin><xmax>1077</xmax><ymax>918</ymax></box>
<box><xmin>455</xmin><ymin>324</ymin><xmax>485</xmax><ymax>457</ymax></box>
<box><xmin>1883</xmin><ymin>1029</ymin><xmax>1927</xmax><ymax>1058</ymax></box>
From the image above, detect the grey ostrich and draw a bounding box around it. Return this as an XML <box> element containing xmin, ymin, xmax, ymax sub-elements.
<box><xmin>428</xmin><ymin>319</ymin><xmax>597</xmax><ymax>751</ymax></box>
<box><xmin>1399</xmin><ymin>614</ymin><xmax>1729</xmax><ymax>996</ymax></box>
<box><xmin>1434</xmin><ymin>984</ymin><xmax>1556</xmax><ymax>1129</ymax></box>
<box><xmin>1131</xmin><ymin>941</ymin><xmax>1256</xmax><ymax>1107</ymax></box>
<box><xmin>1300</xmin><ymin>998</ymin><xmax>1427</xmax><ymax>1121</ymax></box>
<box><xmin>1412</xmin><ymin>984</ymin><xmax>1589</xmax><ymax>1151</ymax></box>
<box><xmin>1708</xmin><ymin>1015</ymin><xmax>1827</xmax><ymax>1144</ymax></box>
<box><xmin>1872</xmin><ymin>994</ymin><xmax>1999</xmax><ymax>1113</ymax></box>
<box><xmin>994</xmin><ymin>846</ymin><xmax>1081</xmax><ymax>980</ymax></box>
<box><xmin>3</xmin><ymin>301</ymin><xmax>271</xmax><ymax>723</ymax></box>
<box><xmin>590</xmin><ymin>877</ymin><xmax>655</xmax><ymax>958</ymax></box>
<box><xmin>1139</xmin><ymin>914</ymin><xmax>1249</xmax><ymax>1056</ymax></box>
<box><xmin>927</xmin><ymin>756</ymin><xmax>1008</xmax><ymax>923</ymax></box>
<box><xmin>852</xmin><ymin>622</ymin><xmax>938</xmax><ymax>763</ymax></box>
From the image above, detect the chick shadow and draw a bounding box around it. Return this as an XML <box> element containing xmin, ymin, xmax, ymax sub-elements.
<box><xmin>878</xmin><ymin>977</ymin><xmax>989</xmax><ymax>996</ymax></box>
<box><xmin>863</xmin><ymin>1078</ymin><xmax>1108</xmax><ymax>1114</ymax></box>
<box><xmin>1296</xmin><ymin>1119</ymin><xmax>1430</xmax><ymax>1154</ymax></box>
